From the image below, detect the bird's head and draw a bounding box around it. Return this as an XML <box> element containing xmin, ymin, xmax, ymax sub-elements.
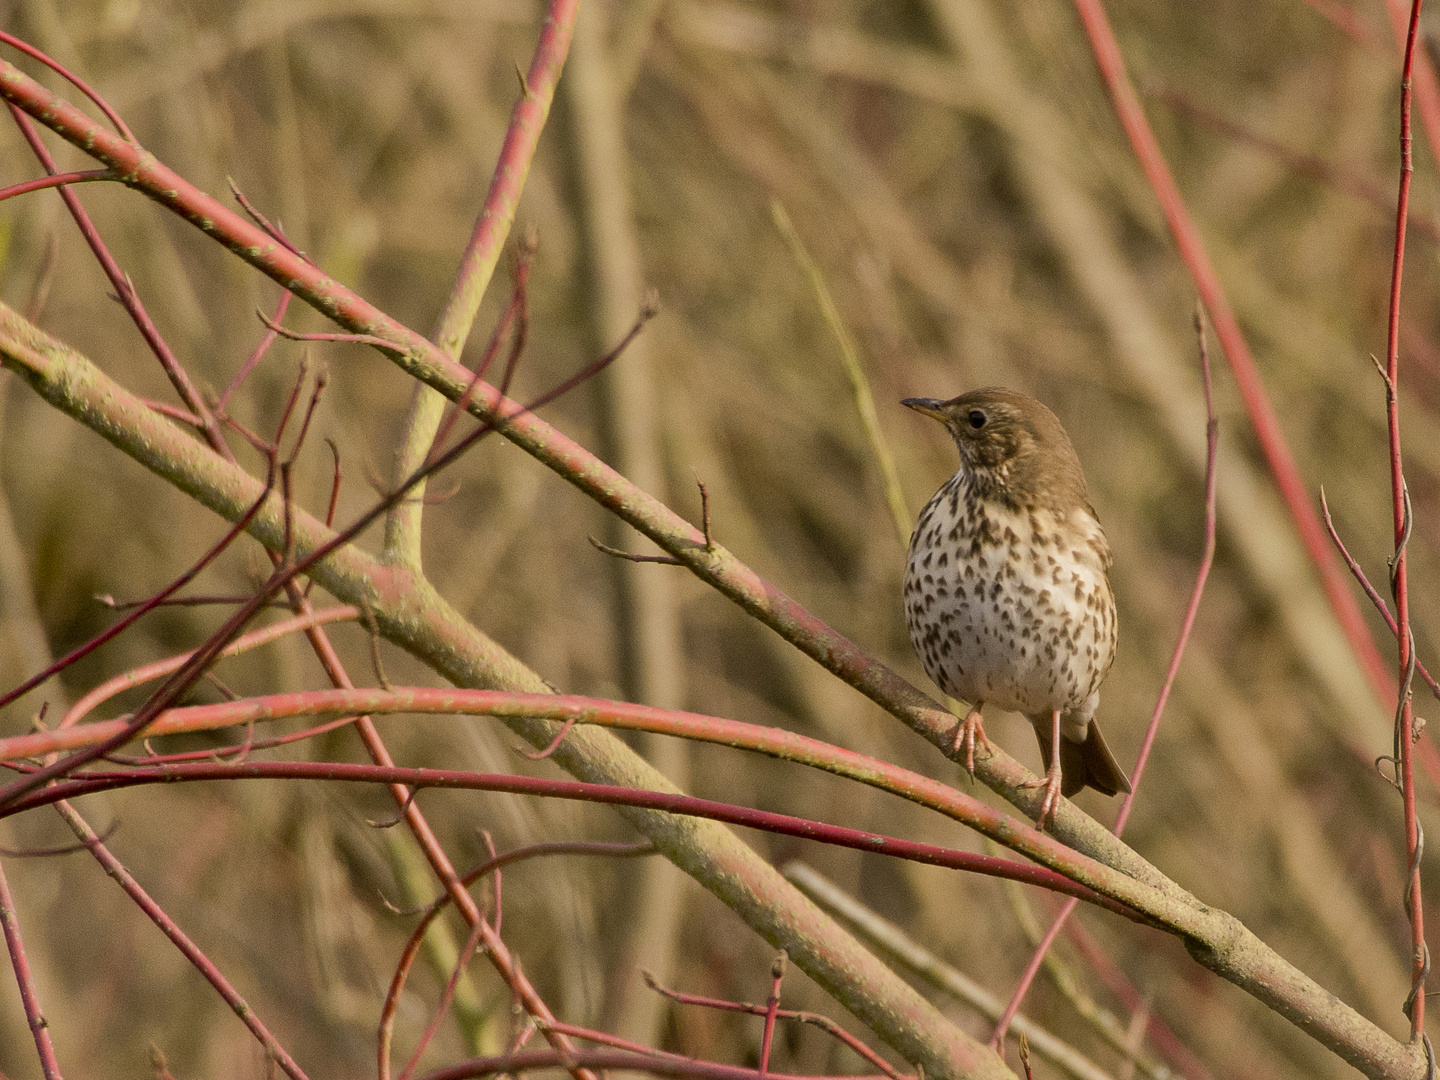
<box><xmin>902</xmin><ymin>387</ymin><xmax>1090</xmax><ymax>509</ymax></box>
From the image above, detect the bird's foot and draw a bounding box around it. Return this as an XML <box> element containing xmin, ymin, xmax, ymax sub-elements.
<box><xmin>948</xmin><ymin>707</ymin><xmax>990</xmax><ymax>778</ymax></box>
<box><xmin>1021</xmin><ymin>758</ymin><xmax>1064</xmax><ymax>831</ymax></box>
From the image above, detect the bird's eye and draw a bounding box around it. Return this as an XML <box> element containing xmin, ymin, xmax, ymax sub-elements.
<box><xmin>967</xmin><ymin>410</ymin><xmax>987</xmax><ymax>430</ymax></box>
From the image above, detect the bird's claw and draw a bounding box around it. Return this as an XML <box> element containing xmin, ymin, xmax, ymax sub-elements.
<box><xmin>948</xmin><ymin>707</ymin><xmax>990</xmax><ymax>778</ymax></box>
<box><xmin>1021</xmin><ymin>759</ymin><xmax>1064</xmax><ymax>830</ymax></box>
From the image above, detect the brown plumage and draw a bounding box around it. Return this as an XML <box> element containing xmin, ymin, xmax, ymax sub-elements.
<box><xmin>902</xmin><ymin>388</ymin><xmax>1130</xmax><ymax>826</ymax></box>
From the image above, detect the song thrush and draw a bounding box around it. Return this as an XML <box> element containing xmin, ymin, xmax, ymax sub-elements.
<box><xmin>902</xmin><ymin>388</ymin><xmax>1130</xmax><ymax>826</ymax></box>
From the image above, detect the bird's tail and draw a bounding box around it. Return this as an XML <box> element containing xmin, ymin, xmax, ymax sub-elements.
<box><xmin>1038</xmin><ymin>720</ymin><xmax>1132</xmax><ymax>798</ymax></box>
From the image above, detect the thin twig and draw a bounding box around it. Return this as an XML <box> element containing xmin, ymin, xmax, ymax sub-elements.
<box><xmin>0</xmin><ymin>29</ymin><xmax>136</xmax><ymax>140</ymax></box>
<box><xmin>429</xmin><ymin>242</ymin><xmax>534</xmax><ymax>463</ymax></box>
<box><xmin>366</xmin><ymin>787</ymin><xmax>420</xmax><ymax>830</ymax></box>
<box><xmin>517</xmin><ymin>715</ymin><xmax>579</xmax><ymax>759</ymax></box>
<box><xmin>0</xmin><ymin>817</ymin><xmax>119</xmax><ymax>856</ymax></box>
<box><xmin>95</xmin><ymin>593</ymin><xmax>285</xmax><ymax>611</ymax></box>
<box><xmin>0</xmin><ymin>466</ymin><xmax>279</xmax><ymax>715</ymax></box>
<box><xmin>360</xmin><ymin>599</ymin><xmax>393</xmax><ymax>691</ymax></box>
<box><xmin>0</xmin><ymin>859</ymin><xmax>62</xmax><ymax>1079</ymax></box>
<box><xmin>588</xmin><ymin>536</ymin><xmax>683</xmax><ymax>565</ymax></box>
<box><xmin>0</xmin><ymin>168</ymin><xmax>113</xmax><ymax>204</ymax></box>
<box><xmin>8</xmin><ymin>107</ymin><xmax>229</xmax><ymax>456</ymax></box>
<box><xmin>57</xmin><ymin>606</ymin><xmax>359</xmax><ymax>729</ymax></box>
<box><xmin>1320</xmin><ymin>490</ymin><xmax>1440</xmax><ymax>700</ymax></box>
<box><xmin>54</xmin><ymin>799</ymin><xmax>309</xmax><ymax>1079</ymax></box>
<box><xmin>218</xmin><ymin>291</ymin><xmax>293</xmax><ymax>412</ymax></box>
<box><xmin>257</xmin><ymin>310</ymin><xmax>403</xmax><ymax>354</ymax></box>
<box><xmin>1386</xmin><ymin>0</ymin><xmax>1429</xmax><ymax>1038</ymax></box>
<box><xmin>228</xmin><ymin>178</ymin><xmax>311</xmax><ymax>262</ymax></box>
<box><xmin>693</xmin><ymin>475</ymin><xmax>715</xmax><ymax>551</ymax></box>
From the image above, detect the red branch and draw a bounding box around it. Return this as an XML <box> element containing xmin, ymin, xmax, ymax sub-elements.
<box><xmin>53</xmin><ymin>800</ymin><xmax>309</xmax><ymax>1080</ymax></box>
<box><xmin>1385</xmin><ymin>0</ymin><xmax>1440</xmax><ymax>175</ymax></box>
<box><xmin>57</xmin><ymin>606</ymin><xmax>359</xmax><ymax>729</ymax></box>
<box><xmin>4</xmin><ymin>760</ymin><xmax>1151</xmax><ymax>923</ymax></box>
<box><xmin>0</xmin><ymin>685</ymin><xmax>1168</xmax><ymax>915</ymax></box>
<box><xmin>1383</xmin><ymin>0</ymin><xmax>1429</xmax><ymax>1045</ymax></box>
<box><xmin>1069</xmin><ymin>0</ymin><xmax>1403</xmax><ymax>749</ymax></box>
<box><xmin>0</xmin><ymin>168</ymin><xmax>112</xmax><ymax>203</ymax></box>
<box><xmin>0</xmin><ymin>860</ymin><xmax>61</xmax><ymax>1080</ymax></box>
<box><xmin>0</xmin><ymin>29</ymin><xmax>136</xmax><ymax>140</ymax></box>
<box><xmin>8</xmin><ymin>106</ymin><xmax>229</xmax><ymax>455</ymax></box>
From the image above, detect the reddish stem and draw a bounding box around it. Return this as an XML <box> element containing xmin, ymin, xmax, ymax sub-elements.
<box><xmin>0</xmin><ymin>685</ymin><xmax>1164</xmax><ymax>915</ymax></box>
<box><xmin>395</xmin><ymin>917</ymin><xmax>489</xmax><ymax>1080</ymax></box>
<box><xmin>137</xmin><ymin>398</ymin><xmax>205</xmax><ymax>428</ymax></box>
<box><xmin>1069</xmin><ymin>0</ymin><xmax>1398</xmax><ymax>735</ymax></box>
<box><xmin>0</xmin><ymin>469</ymin><xmax>276</xmax><ymax>714</ymax></box>
<box><xmin>0</xmin><ymin>29</ymin><xmax>136</xmax><ymax>140</ymax></box>
<box><xmin>217</xmin><ymin>290</ymin><xmax>293</xmax><ymax>412</ymax></box>
<box><xmin>1321</xmin><ymin>491</ymin><xmax>1440</xmax><ymax>701</ymax></box>
<box><xmin>1386</xmin><ymin>0</ymin><xmax>1440</xmax><ymax>174</ymax></box>
<box><xmin>1384</xmin><ymin>0</ymin><xmax>1429</xmax><ymax>1043</ymax></box>
<box><xmin>0</xmin><ymin>857</ymin><xmax>62</xmax><ymax>1079</ymax></box>
<box><xmin>7</xmin><ymin>107</ymin><xmax>230</xmax><ymax>458</ymax></box>
<box><xmin>257</xmin><ymin>312</ymin><xmax>399</xmax><ymax>352</ymax></box>
<box><xmin>0</xmin><ymin>168</ymin><xmax>111</xmax><ymax>203</ymax></box>
<box><xmin>429</xmin><ymin>253</ymin><xmax>531</xmax><ymax>461</ymax></box>
<box><xmin>57</xmin><ymin>605</ymin><xmax>358</xmax><ymax>728</ymax></box>
<box><xmin>53</xmin><ymin>799</ymin><xmax>308</xmax><ymax>1080</ymax></box>
<box><xmin>115</xmin><ymin>714</ymin><xmax>360</xmax><ymax>766</ymax></box>
<box><xmin>8</xmin><ymin>760</ymin><xmax>1152</xmax><ymax>923</ymax></box>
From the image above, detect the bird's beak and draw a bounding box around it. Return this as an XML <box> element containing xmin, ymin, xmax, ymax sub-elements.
<box><xmin>902</xmin><ymin>397</ymin><xmax>948</xmax><ymax>422</ymax></box>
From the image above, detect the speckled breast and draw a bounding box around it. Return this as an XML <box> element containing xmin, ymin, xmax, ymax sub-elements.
<box><xmin>903</xmin><ymin>472</ymin><xmax>1116</xmax><ymax>717</ymax></box>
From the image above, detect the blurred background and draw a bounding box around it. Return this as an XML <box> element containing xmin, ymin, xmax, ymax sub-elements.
<box><xmin>0</xmin><ymin>1</ymin><xmax>1436</xmax><ymax>1077</ymax></box>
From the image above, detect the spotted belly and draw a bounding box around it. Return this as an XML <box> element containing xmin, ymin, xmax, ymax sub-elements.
<box><xmin>903</xmin><ymin>485</ymin><xmax>1115</xmax><ymax>718</ymax></box>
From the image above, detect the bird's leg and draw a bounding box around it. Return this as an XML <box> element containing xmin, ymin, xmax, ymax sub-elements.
<box><xmin>948</xmin><ymin>702</ymin><xmax>990</xmax><ymax>777</ymax></box>
<box><xmin>1021</xmin><ymin>709</ymin><xmax>1064</xmax><ymax>829</ymax></box>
